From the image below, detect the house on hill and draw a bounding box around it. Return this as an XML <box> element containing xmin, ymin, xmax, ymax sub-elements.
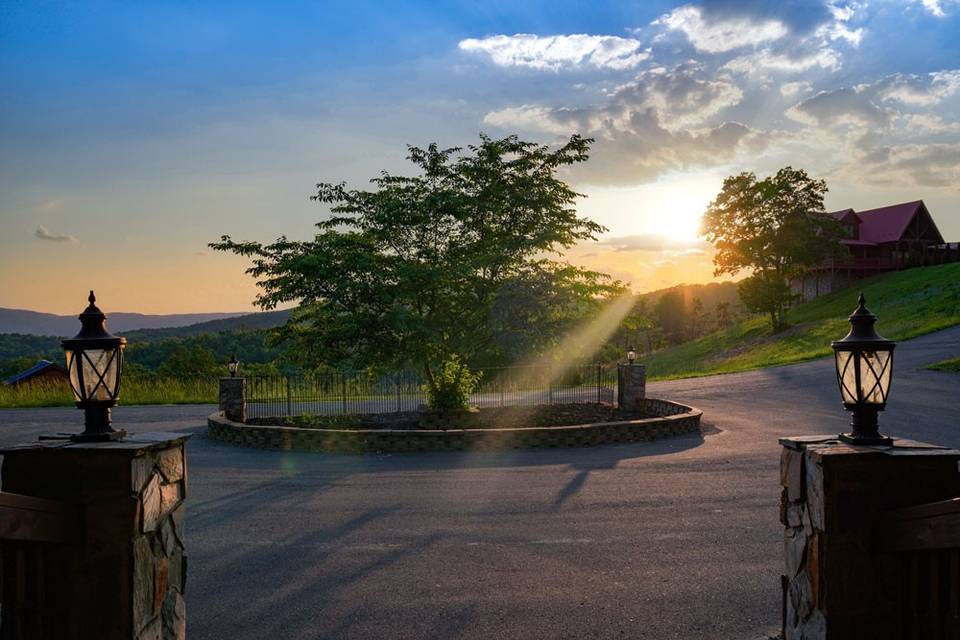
<box><xmin>793</xmin><ymin>200</ymin><xmax>959</xmax><ymax>300</ymax></box>
<box><xmin>3</xmin><ymin>359</ymin><xmax>69</xmax><ymax>386</ymax></box>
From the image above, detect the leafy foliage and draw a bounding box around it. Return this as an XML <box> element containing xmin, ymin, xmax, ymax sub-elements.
<box><xmin>702</xmin><ymin>167</ymin><xmax>843</xmax><ymax>331</ymax></box>
<box><xmin>654</xmin><ymin>291</ymin><xmax>687</xmax><ymax>344</ymax></box>
<box><xmin>426</xmin><ymin>355</ymin><xmax>482</xmax><ymax>411</ymax></box>
<box><xmin>211</xmin><ymin>134</ymin><xmax>620</xmax><ymax>380</ymax></box>
<box><xmin>737</xmin><ymin>272</ymin><xmax>795</xmax><ymax>330</ymax></box>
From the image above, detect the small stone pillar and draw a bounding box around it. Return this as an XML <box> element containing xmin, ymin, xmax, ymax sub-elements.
<box><xmin>779</xmin><ymin>435</ymin><xmax>960</xmax><ymax>639</ymax></box>
<box><xmin>1</xmin><ymin>432</ymin><xmax>191</xmax><ymax>640</ymax></box>
<box><xmin>219</xmin><ymin>376</ymin><xmax>245</xmax><ymax>422</ymax></box>
<box><xmin>618</xmin><ymin>363</ymin><xmax>646</xmax><ymax>412</ymax></box>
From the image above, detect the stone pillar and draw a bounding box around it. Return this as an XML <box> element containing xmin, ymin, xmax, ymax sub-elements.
<box><xmin>219</xmin><ymin>376</ymin><xmax>245</xmax><ymax>422</ymax></box>
<box><xmin>1</xmin><ymin>432</ymin><xmax>191</xmax><ymax>640</ymax></box>
<box><xmin>618</xmin><ymin>363</ymin><xmax>646</xmax><ymax>412</ymax></box>
<box><xmin>779</xmin><ymin>435</ymin><xmax>960</xmax><ymax>639</ymax></box>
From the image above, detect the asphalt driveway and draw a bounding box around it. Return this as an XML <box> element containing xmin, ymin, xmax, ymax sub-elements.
<box><xmin>1</xmin><ymin>326</ymin><xmax>958</xmax><ymax>639</ymax></box>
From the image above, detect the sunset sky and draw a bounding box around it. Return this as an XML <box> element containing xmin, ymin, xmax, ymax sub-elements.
<box><xmin>2</xmin><ymin>1</ymin><xmax>959</xmax><ymax>314</ymax></box>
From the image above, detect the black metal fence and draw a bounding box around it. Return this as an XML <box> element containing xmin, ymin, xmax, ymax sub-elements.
<box><xmin>245</xmin><ymin>364</ymin><xmax>617</xmax><ymax>419</ymax></box>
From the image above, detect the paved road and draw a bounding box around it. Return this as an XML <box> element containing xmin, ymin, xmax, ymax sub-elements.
<box><xmin>1</xmin><ymin>326</ymin><xmax>959</xmax><ymax>639</ymax></box>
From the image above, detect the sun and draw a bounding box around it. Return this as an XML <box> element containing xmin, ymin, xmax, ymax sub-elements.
<box><xmin>578</xmin><ymin>172</ymin><xmax>719</xmax><ymax>245</ymax></box>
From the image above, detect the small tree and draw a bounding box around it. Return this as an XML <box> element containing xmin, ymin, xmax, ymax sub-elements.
<box><xmin>737</xmin><ymin>273</ymin><xmax>794</xmax><ymax>331</ymax></box>
<box><xmin>427</xmin><ymin>355</ymin><xmax>481</xmax><ymax>411</ymax></box>
<box><xmin>688</xmin><ymin>297</ymin><xmax>705</xmax><ymax>339</ymax></box>
<box><xmin>714</xmin><ymin>301</ymin><xmax>732</xmax><ymax>330</ymax></box>
<box><xmin>654</xmin><ymin>291</ymin><xmax>687</xmax><ymax>344</ymax></box>
<box><xmin>701</xmin><ymin>167</ymin><xmax>843</xmax><ymax>332</ymax></box>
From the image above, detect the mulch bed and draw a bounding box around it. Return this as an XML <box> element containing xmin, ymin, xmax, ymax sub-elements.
<box><xmin>247</xmin><ymin>403</ymin><xmax>653</xmax><ymax>431</ymax></box>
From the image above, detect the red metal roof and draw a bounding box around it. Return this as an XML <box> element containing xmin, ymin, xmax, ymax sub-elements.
<box><xmin>855</xmin><ymin>200</ymin><xmax>926</xmax><ymax>244</ymax></box>
<box><xmin>828</xmin><ymin>208</ymin><xmax>857</xmax><ymax>221</ymax></box>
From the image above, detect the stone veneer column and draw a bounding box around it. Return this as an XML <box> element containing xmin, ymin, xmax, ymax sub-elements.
<box><xmin>1</xmin><ymin>432</ymin><xmax>191</xmax><ymax>640</ymax></box>
<box><xmin>618</xmin><ymin>363</ymin><xmax>646</xmax><ymax>412</ymax></box>
<box><xmin>779</xmin><ymin>435</ymin><xmax>960</xmax><ymax>639</ymax></box>
<box><xmin>219</xmin><ymin>376</ymin><xmax>245</xmax><ymax>422</ymax></box>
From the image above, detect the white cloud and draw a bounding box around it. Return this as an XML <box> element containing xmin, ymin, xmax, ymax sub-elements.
<box><xmin>601</xmin><ymin>234</ymin><xmax>709</xmax><ymax>252</ymax></box>
<box><xmin>922</xmin><ymin>0</ymin><xmax>946</xmax><ymax>16</ymax></box>
<box><xmin>36</xmin><ymin>198</ymin><xmax>64</xmax><ymax>213</ymax></box>
<box><xmin>780</xmin><ymin>81</ymin><xmax>813</xmax><ymax>97</ymax></box>
<box><xmin>654</xmin><ymin>5</ymin><xmax>788</xmax><ymax>53</ymax></box>
<box><xmin>482</xmin><ymin>105</ymin><xmax>577</xmax><ymax>135</ymax></box>
<box><xmin>899</xmin><ymin>113</ymin><xmax>960</xmax><ymax>133</ymax></box>
<box><xmin>821</xmin><ymin>1</ymin><xmax>864</xmax><ymax>44</ymax></box>
<box><xmin>482</xmin><ymin>62</ymin><xmax>761</xmax><ymax>185</ymax></box>
<box><xmin>820</xmin><ymin>22</ymin><xmax>863</xmax><ymax>45</ymax></box>
<box><xmin>609</xmin><ymin>63</ymin><xmax>744</xmax><ymax>130</ymax></box>
<box><xmin>484</xmin><ymin>62</ymin><xmax>745</xmax><ymax>136</ymax></box>
<box><xmin>35</xmin><ymin>225</ymin><xmax>77</xmax><ymax>243</ymax></box>
<box><xmin>457</xmin><ymin>34</ymin><xmax>650</xmax><ymax>71</ymax></box>
<box><xmin>786</xmin><ymin>86</ymin><xmax>893</xmax><ymax>129</ymax></box>
<box><xmin>863</xmin><ymin>142</ymin><xmax>960</xmax><ymax>187</ymax></box>
<box><xmin>724</xmin><ymin>48</ymin><xmax>841</xmax><ymax>74</ymax></box>
<box><xmin>827</xmin><ymin>1</ymin><xmax>856</xmax><ymax>22</ymax></box>
<box><xmin>874</xmin><ymin>70</ymin><xmax>960</xmax><ymax>106</ymax></box>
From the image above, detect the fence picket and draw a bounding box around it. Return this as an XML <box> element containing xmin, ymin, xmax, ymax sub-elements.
<box><xmin>243</xmin><ymin>363</ymin><xmax>619</xmax><ymax>420</ymax></box>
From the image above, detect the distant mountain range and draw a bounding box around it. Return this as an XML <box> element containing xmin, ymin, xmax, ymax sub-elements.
<box><xmin>0</xmin><ymin>307</ymin><xmax>290</xmax><ymax>337</ymax></box>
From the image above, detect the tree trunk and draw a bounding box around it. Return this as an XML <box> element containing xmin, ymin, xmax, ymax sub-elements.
<box><xmin>422</xmin><ymin>360</ymin><xmax>435</xmax><ymax>392</ymax></box>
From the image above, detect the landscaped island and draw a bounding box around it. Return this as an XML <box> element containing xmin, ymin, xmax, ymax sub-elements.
<box><xmin>207</xmin><ymin>398</ymin><xmax>703</xmax><ymax>453</ymax></box>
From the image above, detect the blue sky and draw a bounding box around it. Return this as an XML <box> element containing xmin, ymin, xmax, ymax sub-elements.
<box><xmin>2</xmin><ymin>0</ymin><xmax>959</xmax><ymax>313</ymax></box>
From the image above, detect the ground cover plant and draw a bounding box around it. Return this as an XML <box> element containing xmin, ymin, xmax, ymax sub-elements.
<box><xmin>643</xmin><ymin>263</ymin><xmax>960</xmax><ymax>380</ymax></box>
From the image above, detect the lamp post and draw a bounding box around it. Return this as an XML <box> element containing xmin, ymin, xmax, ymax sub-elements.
<box><xmin>627</xmin><ymin>345</ymin><xmax>637</xmax><ymax>365</ymax></box>
<box><xmin>228</xmin><ymin>353</ymin><xmax>240</xmax><ymax>377</ymax></box>
<box><xmin>61</xmin><ymin>291</ymin><xmax>127</xmax><ymax>441</ymax></box>
<box><xmin>832</xmin><ymin>293</ymin><xmax>896</xmax><ymax>446</ymax></box>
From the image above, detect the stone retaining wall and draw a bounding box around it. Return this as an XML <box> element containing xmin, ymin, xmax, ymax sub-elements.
<box><xmin>207</xmin><ymin>398</ymin><xmax>702</xmax><ymax>453</ymax></box>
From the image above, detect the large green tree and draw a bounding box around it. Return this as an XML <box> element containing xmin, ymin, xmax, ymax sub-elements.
<box><xmin>211</xmin><ymin>134</ymin><xmax>620</xmax><ymax>385</ymax></box>
<box><xmin>701</xmin><ymin>167</ymin><xmax>843</xmax><ymax>332</ymax></box>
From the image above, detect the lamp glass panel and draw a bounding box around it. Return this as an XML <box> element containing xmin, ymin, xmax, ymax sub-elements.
<box><xmin>859</xmin><ymin>349</ymin><xmax>892</xmax><ymax>404</ymax></box>
<box><xmin>836</xmin><ymin>350</ymin><xmax>858</xmax><ymax>404</ymax></box>
<box><xmin>80</xmin><ymin>348</ymin><xmax>118</xmax><ymax>401</ymax></box>
<box><xmin>65</xmin><ymin>349</ymin><xmax>82</xmax><ymax>402</ymax></box>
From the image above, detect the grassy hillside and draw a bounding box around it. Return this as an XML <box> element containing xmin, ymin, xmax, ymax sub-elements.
<box><xmin>643</xmin><ymin>263</ymin><xmax>960</xmax><ymax>381</ymax></box>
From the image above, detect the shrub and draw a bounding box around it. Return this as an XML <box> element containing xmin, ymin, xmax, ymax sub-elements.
<box><xmin>427</xmin><ymin>356</ymin><xmax>481</xmax><ymax>411</ymax></box>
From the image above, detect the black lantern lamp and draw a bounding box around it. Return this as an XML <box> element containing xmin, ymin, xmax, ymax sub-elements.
<box><xmin>627</xmin><ymin>345</ymin><xmax>637</xmax><ymax>364</ymax></box>
<box><xmin>832</xmin><ymin>293</ymin><xmax>895</xmax><ymax>446</ymax></box>
<box><xmin>61</xmin><ymin>291</ymin><xmax>127</xmax><ymax>441</ymax></box>
<box><xmin>228</xmin><ymin>353</ymin><xmax>240</xmax><ymax>377</ymax></box>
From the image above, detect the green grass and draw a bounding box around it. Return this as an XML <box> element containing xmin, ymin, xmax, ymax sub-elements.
<box><xmin>928</xmin><ymin>357</ymin><xmax>960</xmax><ymax>373</ymax></box>
<box><xmin>644</xmin><ymin>263</ymin><xmax>960</xmax><ymax>381</ymax></box>
<box><xmin>0</xmin><ymin>376</ymin><xmax>217</xmax><ymax>409</ymax></box>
